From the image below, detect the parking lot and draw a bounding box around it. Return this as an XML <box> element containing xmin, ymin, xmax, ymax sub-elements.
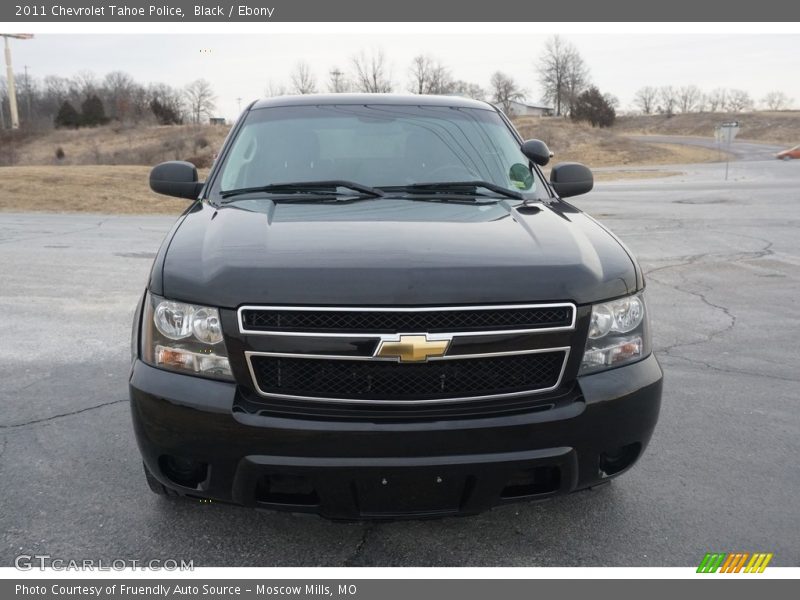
<box><xmin>1</xmin><ymin>154</ymin><xmax>798</xmax><ymax>567</ymax></box>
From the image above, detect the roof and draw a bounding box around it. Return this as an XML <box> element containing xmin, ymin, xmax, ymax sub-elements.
<box><xmin>251</xmin><ymin>93</ymin><xmax>495</xmax><ymax>111</ymax></box>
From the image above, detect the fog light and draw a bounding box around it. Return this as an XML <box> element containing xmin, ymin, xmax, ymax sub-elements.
<box><xmin>599</xmin><ymin>443</ymin><xmax>641</xmax><ymax>477</ymax></box>
<box><xmin>159</xmin><ymin>455</ymin><xmax>208</xmax><ymax>488</ymax></box>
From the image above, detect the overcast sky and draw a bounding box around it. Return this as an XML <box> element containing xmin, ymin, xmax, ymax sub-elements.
<box><xmin>9</xmin><ymin>33</ymin><xmax>800</xmax><ymax>119</ymax></box>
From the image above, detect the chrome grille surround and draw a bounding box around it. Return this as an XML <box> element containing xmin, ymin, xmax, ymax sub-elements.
<box><xmin>238</xmin><ymin>303</ymin><xmax>576</xmax><ymax>405</ymax></box>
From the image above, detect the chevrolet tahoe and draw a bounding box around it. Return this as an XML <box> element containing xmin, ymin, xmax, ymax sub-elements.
<box><xmin>129</xmin><ymin>94</ymin><xmax>663</xmax><ymax>519</ymax></box>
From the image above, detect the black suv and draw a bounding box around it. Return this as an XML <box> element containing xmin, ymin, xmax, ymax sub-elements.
<box><xmin>130</xmin><ymin>94</ymin><xmax>662</xmax><ymax>519</ymax></box>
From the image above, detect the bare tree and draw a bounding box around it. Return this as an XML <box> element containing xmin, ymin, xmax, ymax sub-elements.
<box><xmin>328</xmin><ymin>68</ymin><xmax>350</xmax><ymax>93</ymax></box>
<box><xmin>695</xmin><ymin>93</ymin><xmax>708</xmax><ymax>113</ymax></box>
<box><xmin>103</xmin><ymin>71</ymin><xmax>138</xmax><ymax>120</ymax></box>
<box><xmin>490</xmin><ymin>71</ymin><xmax>525</xmax><ymax>115</ymax></box>
<box><xmin>36</xmin><ymin>75</ymin><xmax>73</xmax><ymax>121</ymax></box>
<box><xmin>603</xmin><ymin>92</ymin><xmax>620</xmax><ymax>110</ymax></box>
<box><xmin>659</xmin><ymin>86</ymin><xmax>678</xmax><ymax>116</ymax></box>
<box><xmin>678</xmin><ymin>85</ymin><xmax>702</xmax><ymax>113</ymax></box>
<box><xmin>73</xmin><ymin>70</ymin><xmax>97</xmax><ymax>97</ymax></box>
<box><xmin>450</xmin><ymin>80</ymin><xmax>486</xmax><ymax>101</ymax></box>
<box><xmin>265</xmin><ymin>80</ymin><xmax>288</xmax><ymax>97</ymax></box>
<box><xmin>537</xmin><ymin>35</ymin><xmax>589</xmax><ymax>116</ymax></box>
<box><xmin>408</xmin><ymin>55</ymin><xmax>452</xmax><ymax>95</ymax></box>
<box><xmin>762</xmin><ymin>90</ymin><xmax>792</xmax><ymax>111</ymax></box>
<box><xmin>149</xmin><ymin>83</ymin><xmax>186</xmax><ymax>124</ymax></box>
<box><xmin>633</xmin><ymin>86</ymin><xmax>658</xmax><ymax>115</ymax></box>
<box><xmin>563</xmin><ymin>52</ymin><xmax>590</xmax><ymax>116</ymax></box>
<box><xmin>184</xmin><ymin>79</ymin><xmax>217</xmax><ymax>124</ymax></box>
<box><xmin>16</xmin><ymin>67</ymin><xmax>38</xmax><ymax>124</ymax></box>
<box><xmin>706</xmin><ymin>88</ymin><xmax>728</xmax><ymax>112</ymax></box>
<box><xmin>351</xmin><ymin>50</ymin><xmax>393</xmax><ymax>93</ymax></box>
<box><xmin>408</xmin><ymin>55</ymin><xmax>433</xmax><ymax>94</ymax></box>
<box><xmin>290</xmin><ymin>61</ymin><xmax>317</xmax><ymax>95</ymax></box>
<box><xmin>726</xmin><ymin>89</ymin><xmax>753</xmax><ymax>112</ymax></box>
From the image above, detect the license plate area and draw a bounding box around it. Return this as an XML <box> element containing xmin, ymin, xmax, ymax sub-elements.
<box><xmin>354</xmin><ymin>468</ymin><xmax>467</xmax><ymax>518</ymax></box>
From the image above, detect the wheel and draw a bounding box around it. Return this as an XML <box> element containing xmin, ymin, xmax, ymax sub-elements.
<box><xmin>142</xmin><ymin>461</ymin><xmax>178</xmax><ymax>496</ymax></box>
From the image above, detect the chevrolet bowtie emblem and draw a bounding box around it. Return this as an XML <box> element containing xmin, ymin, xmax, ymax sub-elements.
<box><xmin>374</xmin><ymin>335</ymin><xmax>450</xmax><ymax>362</ymax></box>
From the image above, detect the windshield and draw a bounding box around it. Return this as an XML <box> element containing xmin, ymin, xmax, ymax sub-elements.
<box><xmin>211</xmin><ymin>103</ymin><xmax>545</xmax><ymax>199</ymax></box>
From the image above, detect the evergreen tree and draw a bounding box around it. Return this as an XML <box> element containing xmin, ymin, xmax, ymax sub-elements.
<box><xmin>571</xmin><ymin>86</ymin><xmax>616</xmax><ymax>128</ymax></box>
<box><xmin>150</xmin><ymin>98</ymin><xmax>182</xmax><ymax>125</ymax></box>
<box><xmin>80</xmin><ymin>94</ymin><xmax>108</xmax><ymax>126</ymax></box>
<box><xmin>54</xmin><ymin>101</ymin><xmax>81</xmax><ymax>128</ymax></box>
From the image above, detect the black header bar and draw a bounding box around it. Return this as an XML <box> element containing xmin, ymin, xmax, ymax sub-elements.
<box><xmin>2</xmin><ymin>0</ymin><xmax>799</xmax><ymax>22</ymax></box>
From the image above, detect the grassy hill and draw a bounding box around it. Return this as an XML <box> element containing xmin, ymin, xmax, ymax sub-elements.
<box><xmin>0</xmin><ymin>116</ymin><xmax>758</xmax><ymax>215</ymax></box>
<box><xmin>513</xmin><ymin>117</ymin><xmax>724</xmax><ymax>167</ymax></box>
<box><xmin>0</xmin><ymin>165</ymin><xmax>195</xmax><ymax>214</ymax></box>
<box><xmin>613</xmin><ymin>111</ymin><xmax>800</xmax><ymax>144</ymax></box>
<box><xmin>0</xmin><ymin>123</ymin><xmax>231</xmax><ymax>168</ymax></box>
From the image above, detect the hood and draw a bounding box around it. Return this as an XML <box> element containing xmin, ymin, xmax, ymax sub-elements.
<box><xmin>157</xmin><ymin>199</ymin><xmax>637</xmax><ymax>308</ymax></box>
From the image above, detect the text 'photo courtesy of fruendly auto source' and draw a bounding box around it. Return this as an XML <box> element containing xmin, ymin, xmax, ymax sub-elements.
<box><xmin>0</xmin><ymin>7</ymin><xmax>799</xmax><ymax>584</ymax></box>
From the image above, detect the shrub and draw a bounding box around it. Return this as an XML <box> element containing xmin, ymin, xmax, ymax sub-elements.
<box><xmin>150</xmin><ymin>98</ymin><xmax>183</xmax><ymax>125</ymax></box>
<box><xmin>81</xmin><ymin>95</ymin><xmax>109</xmax><ymax>127</ymax></box>
<box><xmin>571</xmin><ymin>87</ymin><xmax>616</xmax><ymax>128</ymax></box>
<box><xmin>54</xmin><ymin>101</ymin><xmax>81</xmax><ymax>129</ymax></box>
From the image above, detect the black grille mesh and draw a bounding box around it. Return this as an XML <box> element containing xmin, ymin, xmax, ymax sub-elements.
<box><xmin>241</xmin><ymin>306</ymin><xmax>572</xmax><ymax>334</ymax></box>
<box><xmin>249</xmin><ymin>351</ymin><xmax>565</xmax><ymax>401</ymax></box>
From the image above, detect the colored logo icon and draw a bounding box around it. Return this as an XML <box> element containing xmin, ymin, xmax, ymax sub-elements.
<box><xmin>697</xmin><ymin>553</ymin><xmax>773</xmax><ymax>573</ymax></box>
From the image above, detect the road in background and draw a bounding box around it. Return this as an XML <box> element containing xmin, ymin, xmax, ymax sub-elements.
<box><xmin>629</xmin><ymin>135</ymin><xmax>785</xmax><ymax>161</ymax></box>
<box><xmin>1</xmin><ymin>157</ymin><xmax>799</xmax><ymax>566</ymax></box>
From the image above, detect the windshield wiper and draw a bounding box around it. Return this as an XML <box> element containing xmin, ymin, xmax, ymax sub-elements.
<box><xmin>219</xmin><ymin>180</ymin><xmax>385</xmax><ymax>201</ymax></box>
<box><xmin>381</xmin><ymin>181</ymin><xmax>524</xmax><ymax>201</ymax></box>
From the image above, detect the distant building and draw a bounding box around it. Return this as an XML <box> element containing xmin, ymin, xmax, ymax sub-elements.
<box><xmin>495</xmin><ymin>101</ymin><xmax>554</xmax><ymax>118</ymax></box>
<box><xmin>209</xmin><ymin>117</ymin><xmax>227</xmax><ymax>125</ymax></box>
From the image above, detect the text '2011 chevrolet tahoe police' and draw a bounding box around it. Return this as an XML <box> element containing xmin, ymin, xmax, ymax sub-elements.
<box><xmin>130</xmin><ymin>94</ymin><xmax>663</xmax><ymax>520</ymax></box>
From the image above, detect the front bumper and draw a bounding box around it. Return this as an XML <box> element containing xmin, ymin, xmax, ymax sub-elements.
<box><xmin>129</xmin><ymin>354</ymin><xmax>662</xmax><ymax>519</ymax></box>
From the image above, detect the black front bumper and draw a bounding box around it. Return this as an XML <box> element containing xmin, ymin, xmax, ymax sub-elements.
<box><xmin>129</xmin><ymin>354</ymin><xmax>662</xmax><ymax>519</ymax></box>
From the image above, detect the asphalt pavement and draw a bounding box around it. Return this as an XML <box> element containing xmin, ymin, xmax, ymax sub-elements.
<box><xmin>1</xmin><ymin>152</ymin><xmax>799</xmax><ymax>567</ymax></box>
<box><xmin>629</xmin><ymin>134</ymin><xmax>785</xmax><ymax>161</ymax></box>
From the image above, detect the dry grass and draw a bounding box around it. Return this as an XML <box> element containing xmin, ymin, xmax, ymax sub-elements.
<box><xmin>0</xmin><ymin>117</ymin><xmax>734</xmax><ymax>215</ymax></box>
<box><xmin>0</xmin><ymin>163</ymin><xmax>680</xmax><ymax>215</ymax></box>
<box><xmin>592</xmin><ymin>170</ymin><xmax>681</xmax><ymax>182</ymax></box>
<box><xmin>0</xmin><ymin>165</ymin><xmax>199</xmax><ymax>214</ymax></box>
<box><xmin>613</xmin><ymin>111</ymin><xmax>800</xmax><ymax>144</ymax></box>
<box><xmin>0</xmin><ymin>123</ymin><xmax>230</xmax><ymax>168</ymax></box>
<box><xmin>514</xmin><ymin>117</ymin><xmax>725</xmax><ymax>167</ymax></box>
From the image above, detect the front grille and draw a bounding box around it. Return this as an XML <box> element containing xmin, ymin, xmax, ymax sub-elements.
<box><xmin>240</xmin><ymin>305</ymin><xmax>573</xmax><ymax>334</ymax></box>
<box><xmin>248</xmin><ymin>351</ymin><xmax>566</xmax><ymax>402</ymax></box>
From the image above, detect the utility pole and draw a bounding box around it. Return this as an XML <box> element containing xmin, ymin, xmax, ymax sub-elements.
<box><xmin>236</xmin><ymin>97</ymin><xmax>242</xmax><ymax>112</ymax></box>
<box><xmin>1</xmin><ymin>34</ymin><xmax>34</xmax><ymax>129</ymax></box>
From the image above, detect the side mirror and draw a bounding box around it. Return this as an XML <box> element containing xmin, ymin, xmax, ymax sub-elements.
<box><xmin>149</xmin><ymin>161</ymin><xmax>204</xmax><ymax>199</ymax></box>
<box><xmin>520</xmin><ymin>139</ymin><xmax>552</xmax><ymax>166</ymax></box>
<box><xmin>549</xmin><ymin>162</ymin><xmax>594</xmax><ymax>198</ymax></box>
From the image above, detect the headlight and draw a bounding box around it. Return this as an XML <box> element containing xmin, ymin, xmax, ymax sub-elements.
<box><xmin>141</xmin><ymin>293</ymin><xmax>233</xmax><ymax>381</ymax></box>
<box><xmin>580</xmin><ymin>292</ymin><xmax>651</xmax><ymax>374</ymax></box>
